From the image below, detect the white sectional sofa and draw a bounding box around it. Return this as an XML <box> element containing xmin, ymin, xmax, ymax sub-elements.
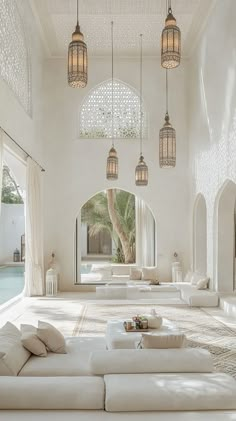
<box><xmin>176</xmin><ymin>271</ymin><xmax>219</xmax><ymax>307</ymax></box>
<box><xmin>1</xmin><ymin>322</ymin><xmax>236</xmax><ymax>415</ymax></box>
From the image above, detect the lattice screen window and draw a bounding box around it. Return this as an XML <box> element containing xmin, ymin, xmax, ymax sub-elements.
<box><xmin>0</xmin><ymin>0</ymin><xmax>31</xmax><ymax>115</ymax></box>
<box><xmin>80</xmin><ymin>80</ymin><xmax>146</xmax><ymax>139</ymax></box>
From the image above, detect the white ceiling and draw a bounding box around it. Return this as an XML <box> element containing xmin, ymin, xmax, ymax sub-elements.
<box><xmin>29</xmin><ymin>0</ymin><xmax>215</xmax><ymax>57</ymax></box>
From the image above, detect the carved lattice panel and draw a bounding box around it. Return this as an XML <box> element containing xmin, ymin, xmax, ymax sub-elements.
<box><xmin>80</xmin><ymin>80</ymin><xmax>146</xmax><ymax>139</ymax></box>
<box><xmin>0</xmin><ymin>0</ymin><xmax>31</xmax><ymax>114</ymax></box>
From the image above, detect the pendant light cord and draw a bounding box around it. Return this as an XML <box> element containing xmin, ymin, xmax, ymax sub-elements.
<box><xmin>140</xmin><ymin>34</ymin><xmax>143</xmax><ymax>156</ymax></box>
<box><xmin>111</xmin><ymin>21</ymin><xmax>114</xmax><ymax>147</ymax></box>
<box><xmin>77</xmin><ymin>0</ymin><xmax>79</xmax><ymax>25</ymax></box>
<box><xmin>166</xmin><ymin>69</ymin><xmax>168</xmax><ymax>114</ymax></box>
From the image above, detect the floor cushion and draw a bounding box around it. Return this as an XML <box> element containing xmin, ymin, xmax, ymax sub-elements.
<box><xmin>0</xmin><ymin>376</ymin><xmax>104</xmax><ymax>409</ymax></box>
<box><xmin>104</xmin><ymin>373</ymin><xmax>236</xmax><ymax>412</ymax></box>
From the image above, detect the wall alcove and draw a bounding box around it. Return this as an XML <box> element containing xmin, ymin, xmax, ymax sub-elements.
<box><xmin>214</xmin><ymin>180</ymin><xmax>236</xmax><ymax>293</ymax></box>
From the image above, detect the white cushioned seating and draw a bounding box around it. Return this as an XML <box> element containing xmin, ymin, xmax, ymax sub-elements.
<box><xmin>180</xmin><ymin>284</ymin><xmax>218</xmax><ymax>307</ymax></box>
<box><xmin>111</xmin><ymin>265</ymin><xmax>132</xmax><ymax>276</ymax></box>
<box><xmin>0</xmin><ymin>322</ymin><xmax>31</xmax><ymax>376</ymax></box>
<box><xmin>89</xmin><ymin>348</ymin><xmax>214</xmax><ymax>375</ymax></box>
<box><xmin>104</xmin><ymin>373</ymin><xmax>236</xmax><ymax>412</ymax></box>
<box><xmin>19</xmin><ymin>337</ymin><xmax>106</xmax><ymax>377</ymax></box>
<box><xmin>149</xmin><ymin>284</ymin><xmax>177</xmax><ymax>292</ymax></box>
<box><xmin>0</xmin><ymin>376</ymin><xmax>105</xmax><ymax>409</ymax></box>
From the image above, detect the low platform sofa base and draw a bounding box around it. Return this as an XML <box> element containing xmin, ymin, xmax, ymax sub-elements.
<box><xmin>0</xmin><ymin>376</ymin><xmax>104</xmax><ymax>410</ymax></box>
<box><xmin>0</xmin><ymin>372</ymin><xmax>236</xmax><ymax>411</ymax></box>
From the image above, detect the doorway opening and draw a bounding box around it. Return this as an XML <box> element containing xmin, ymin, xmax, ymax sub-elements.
<box><xmin>0</xmin><ymin>147</ymin><xmax>26</xmax><ymax>305</ymax></box>
<box><xmin>75</xmin><ymin>189</ymin><xmax>156</xmax><ymax>283</ymax></box>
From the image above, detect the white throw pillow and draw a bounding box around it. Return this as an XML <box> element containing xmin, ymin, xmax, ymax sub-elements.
<box><xmin>191</xmin><ymin>272</ymin><xmax>205</xmax><ymax>285</ymax></box>
<box><xmin>21</xmin><ymin>324</ymin><xmax>47</xmax><ymax>357</ymax></box>
<box><xmin>0</xmin><ymin>322</ymin><xmax>31</xmax><ymax>376</ymax></box>
<box><xmin>184</xmin><ymin>271</ymin><xmax>193</xmax><ymax>283</ymax></box>
<box><xmin>142</xmin><ymin>267</ymin><xmax>158</xmax><ymax>282</ymax></box>
<box><xmin>37</xmin><ymin>321</ymin><xmax>67</xmax><ymax>354</ymax></box>
<box><xmin>140</xmin><ymin>333</ymin><xmax>186</xmax><ymax>349</ymax></box>
<box><xmin>196</xmin><ymin>278</ymin><xmax>209</xmax><ymax>290</ymax></box>
<box><xmin>130</xmin><ymin>267</ymin><xmax>142</xmax><ymax>281</ymax></box>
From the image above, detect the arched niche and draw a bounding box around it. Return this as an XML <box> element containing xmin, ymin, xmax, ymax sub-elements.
<box><xmin>193</xmin><ymin>193</ymin><xmax>207</xmax><ymax>275</ymax></box>
<box><xmin>214</xmin><ymin>180</ymin><xmax>236</xmax><ymax>293</ymax></box>
<box><xmin>75</xmin><ymin>188</ymin><xmax>156</xmax><ymax>284</ymax></box>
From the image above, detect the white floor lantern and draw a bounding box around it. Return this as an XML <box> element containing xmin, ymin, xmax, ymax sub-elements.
<box><xmin>46</xmin><ymin>268</ymin><xmax>58</xmax><ymax>296</ymax></box>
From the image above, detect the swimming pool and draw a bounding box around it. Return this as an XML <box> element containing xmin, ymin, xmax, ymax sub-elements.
<box><xmin>81</xmin><ymin>263</ymin><xmax>92</xmax><ymax>274</ymax></box>
<box><xmin>0</xmin><ymin>266</ymin><xmax>25</xmax><ymax>305</ymax></box>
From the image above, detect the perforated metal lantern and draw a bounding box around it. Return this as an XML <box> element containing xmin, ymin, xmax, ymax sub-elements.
<box><xmin>135</xmin><ymin>155</ymin><xmax>148</xmax><ymax>186</ymax></box>
<box><xmin>159</xmin><ymin>112</ymin><xmax>176</xmax><ymax>168</ymax></box>
<box><xmin>161</xmin><ymin>8</ymin><xmax>181</xmax><ymax>69</ymax></box>
<box><xmin>106</xmin><ymin>147</ymin><xmax>118</xmax><ymax>180</ymax></box>
<box><xmin>68</xmin><ymin>23</ymin><xmax>88</xmax><ymax>88</ymax></box>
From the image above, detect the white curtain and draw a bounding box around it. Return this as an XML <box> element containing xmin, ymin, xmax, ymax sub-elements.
<box><xmin>0</xmin><ymin>129</ymin><xmax>3</xmax><ymax>214</ymax></box>
<box><xmin>135</xmin><ymin>197</ymin><xmax>155</xmax><ymax>267</ymax></box>
<box><xmin>24</xmin><ymin>157</ymin><xmax>44</xmax><ymax>296</ymax></box>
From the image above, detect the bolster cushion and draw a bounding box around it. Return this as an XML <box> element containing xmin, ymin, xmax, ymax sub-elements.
<box><xmin>89</xmin><ymin>348</ymin><xmax>214</xmax><ymax>374</ymax></box>
<box><xmin>104</xmin><ymin>373</ymin><xmax>236</xmax><ymax>412</ymax></box>
<box><xmin>0</xmin><ymin>376</ymin><xmax>105</xmax><ymax>409</ymax></box>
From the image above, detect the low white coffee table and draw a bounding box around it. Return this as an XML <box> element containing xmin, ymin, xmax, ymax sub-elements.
<box><xmin>106</xmin><ymin>318</ymin><xmax>183</xmax><ymax>350</ymax></box>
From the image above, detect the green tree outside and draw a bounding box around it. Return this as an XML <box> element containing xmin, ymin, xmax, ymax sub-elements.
<box><xmin>1</xmin><ymin>165</ymin><xmax>23</xmax><ymax>204</ymax></box>
<box><xmin>81</xmin><ymin>189</ymin><xmax>135</xmax><ymax>263</ymax></box>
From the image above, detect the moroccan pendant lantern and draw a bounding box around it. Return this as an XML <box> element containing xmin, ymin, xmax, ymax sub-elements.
<box><xmin>68</xmin><ymin>0</ymin><xmax>88</xmax><ymax>88</ymax></box>
<box><xmin>161</xmin><ymin>0</ymin><xmax>181</xmax><ymax>69</ymax></box>
<box><xmin>159</xmin><ymin>70</ymin><xmax>176</xmax><ymax>168</ymax></box>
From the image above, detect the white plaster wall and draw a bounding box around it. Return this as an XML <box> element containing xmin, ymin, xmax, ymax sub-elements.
<box><xmin>188</xmin><ymin>0</ymin><xmax>236</xmax><ymax>289</ymax></box>
<box><xmin>0</xmin><ymin>204</ymin><xmax>24</xmax><ymax>263</ymax></box>
<box><xmin>193</xmin><ymin>194</ymin><xmax>207</xmax><ymax>275</ymax></box>
<box><xmin>42</xmin><ymin>56</ymin><xmax>190</xmax><ymax>290</ymax></box>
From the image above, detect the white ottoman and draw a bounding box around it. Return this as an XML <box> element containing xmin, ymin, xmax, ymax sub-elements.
<box><xmin>106</xmin><ymin>319</ymin><xmax>184</xmax><ymax>350</ymax></box>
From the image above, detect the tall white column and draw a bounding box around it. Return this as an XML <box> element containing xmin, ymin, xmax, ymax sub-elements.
<box><xmin>135</xmin><ymin>197</ymin><xmax>155</xmax><ymax>267</ymax></box>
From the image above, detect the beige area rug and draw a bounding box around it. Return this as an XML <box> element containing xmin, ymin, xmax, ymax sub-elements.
<box><xmin>73</xmin><ymin>303</ymin><xmax>236</xmax><ymax>378</ymax></box>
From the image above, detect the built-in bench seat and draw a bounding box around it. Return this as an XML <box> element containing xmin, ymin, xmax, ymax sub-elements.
<box><xmin>175</xmin><ymin>271</ymin><xmax>219</xmax><ymax>307</ymax></box>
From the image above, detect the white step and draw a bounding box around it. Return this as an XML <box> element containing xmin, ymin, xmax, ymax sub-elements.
<box><xmin>220</xmin><ymin>295</ymin><xmax>236</xmax><ymax>318</ymax></box>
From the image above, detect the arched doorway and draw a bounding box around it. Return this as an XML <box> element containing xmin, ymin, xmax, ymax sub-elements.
<box><xmin>214</xmin><ymin>180</ymin><xmax>236</xmax><ymax>293</ymax></box>
<box><xmin>193</xmin><ymin>194</ymin><xmax>207</xmax><ymax>274</ymax></box>
<box><xmin>75</xmin><ymin>189</ymin><xmax>156</xmax><ymax>283</ymax></box>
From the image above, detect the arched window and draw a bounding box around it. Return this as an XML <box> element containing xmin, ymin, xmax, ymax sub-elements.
<box><xmin>0</xmin><ymin>0</ymin><xmax>31</xmax><ymax>115</ymax></box>
<box><xmin>80</xmin><ymin>79</ymin><xmax>146</xmax><ymax>139</ymax></box>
